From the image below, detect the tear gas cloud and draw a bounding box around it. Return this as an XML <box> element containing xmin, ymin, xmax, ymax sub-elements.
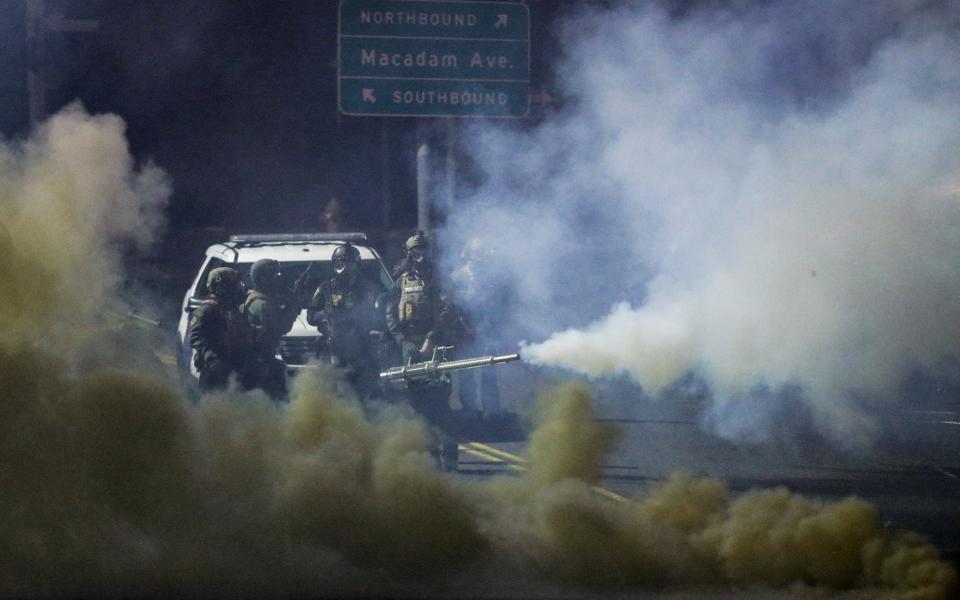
<box><xmin>1</xmin><ymin>105</ymin><xmax>954</xmax><ymax>597</ymax></box>
<box><xmin>0</xmin><ymin>101</ymin><xmax>169</xmax><ymax>354</ymax></box>
<box><xmin>441</xmin><ymin>0</ymin><xmax>960</xmax><ymax>446</ymax></box>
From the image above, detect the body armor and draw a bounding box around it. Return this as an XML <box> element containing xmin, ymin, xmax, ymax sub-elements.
<box><xmin>189</xmin><ymin>297</ymin><xmax>255</xmax><ymax>390</ymax></box>
<box><xmin>310</xmin><ymin>277</ymin><xmax>380</xmax><ymax>361</ymax></box>
<box><xmin>397</xmin><ymin>272</ymin><xmax>436</xmax><ymax>336</ymax></box>
<box><xmin>243</xmin><ymin>290</ymin><xmax>298</xmax><ymax>357</ymax></box>
<box><xmin>202</xmin><ymin>299</ymin><xmax>252</xmax><ymax>361</ymax></box>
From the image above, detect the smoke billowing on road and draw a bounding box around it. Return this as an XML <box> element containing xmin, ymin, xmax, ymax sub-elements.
<box><xmin>0</xmin><ymin>102</ymin><xmax>955</xmax><ymax>598</ymax></box>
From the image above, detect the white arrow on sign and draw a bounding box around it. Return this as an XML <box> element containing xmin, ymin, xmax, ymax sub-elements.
<box><xmin>362</xmin><ymin>88</ymin><xmax>377</xmax><ymax>103</ymax></box>
<box><xmin>494</xmin><ymin>14</ymin><xmax>508</xmax><ymax>28</ymax></box>
<box><xmin>529</xmin><ymin>90</ymin><xmax>554</xmax><ymax>105</ymax></box>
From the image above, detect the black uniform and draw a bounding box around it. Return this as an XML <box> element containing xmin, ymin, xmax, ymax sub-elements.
<box><xmin>189</xmin><ymin>296</ymin><xmax>254</xmax><ymax>391</ymax></box>
<box><xmin>386</xmin><ymin>264</ymin><xmax>460</xmax><ymax>470</ymax></box>
<box><xmin>307</xmin><ymin>275</ymin><xmax>383</xmax><ymax>400</ymax></box>
<box><xmin>243</xmin><ymin>289</ymin><xmax>300</xmax><ymax>396</ymax></box>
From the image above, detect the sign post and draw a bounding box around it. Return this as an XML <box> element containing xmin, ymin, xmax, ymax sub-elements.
<box><xmin>338</xmin><ymin>0</ymin><xmax>530</xmax><ymax>118</ymax></box>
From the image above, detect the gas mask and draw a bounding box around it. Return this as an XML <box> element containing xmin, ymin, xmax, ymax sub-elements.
<box><xmin>408</xmin><ymin>248</ymin><xmax>432</xmax><ymax>277</ymax></box>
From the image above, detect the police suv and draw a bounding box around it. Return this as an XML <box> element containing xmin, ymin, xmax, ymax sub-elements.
<box><xmin>177</xmin><ymin>232</ymin><xmax>394</xmax><ymax>378</ymax></box>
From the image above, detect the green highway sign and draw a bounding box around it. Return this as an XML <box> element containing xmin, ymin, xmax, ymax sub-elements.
<box><xmin>338</xmin><ymin>0</ymin><xmax>530</xmax><ymax>118</ymax></box>
<box><xmin>340</xmin><ymin>78</ymin><xmax>529</xmax><ymax>117</ymax></box>
<box><xmin>339</xmin><ymin>0</ymin><xmax>528</xmax><ymax>39</ymax></box>
<box><xmin>340</xmin><ymin>37</ymin><xmax>529</xmax><ymax>80</ymax></box>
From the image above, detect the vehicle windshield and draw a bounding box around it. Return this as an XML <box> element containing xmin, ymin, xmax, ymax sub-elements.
<box><xmin>194</xmin><ymin>258</ymin><xmax>392</xmax><ymax>301</ymax></box>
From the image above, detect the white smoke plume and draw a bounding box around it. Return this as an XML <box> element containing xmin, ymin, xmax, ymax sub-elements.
<box><xmin>442</xmin><ymin>1</ymin><xmax>960</xmax><ymax>446</ymax></box>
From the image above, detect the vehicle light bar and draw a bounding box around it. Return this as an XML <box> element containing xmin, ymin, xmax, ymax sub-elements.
<box><xmin>228</xmin><ymin>232</ymin><xmax>368</xmax><ymax>244</ymax></box>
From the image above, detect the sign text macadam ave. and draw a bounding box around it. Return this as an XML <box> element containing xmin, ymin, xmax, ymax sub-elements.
<box><xmin>338</xmin><ymin>0</ymin><xmax>530</xmax><ymax>118</ymax></box>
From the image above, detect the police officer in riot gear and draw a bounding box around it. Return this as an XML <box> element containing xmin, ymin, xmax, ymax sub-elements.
<box><xmin>243</xmin><ymin>258</ymin><xmax>301</xmax><ymax>397</ymax></box>
<box><xmin>189</xmin><ymin>267</ymin><xmax>255</xmax><ymax>391</ymax></box>
<box><xmin>307</xmin><ymin>242</ymin><xmax>383</xmax><ymax>400</ymax></box>
<box><xmin>386</xmin><ymin>231</ymin><xmax>460</xmax><ymax>470</ymax></box>
<box><xmin>387</xmin><ymin>231</ymin><xmax>456</xmax><ymax>363</ymax></box>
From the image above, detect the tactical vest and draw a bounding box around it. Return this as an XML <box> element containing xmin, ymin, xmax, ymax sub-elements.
<box><xmin>243</xmin><ymin>290</ymin><xmax>267</xmax><ymax>312</ymax></box>
<box><xmin>205</xmin><ymin>299</ymin><xmax>252</xmax><ymax>359</ymax></box>
<box><xmin>326</xmin><ymin>283</ymin><xmax>365</xmax><ymax>340</ymax></box>
<box><xmin>397</xmin><ymin>273</ymin><xmax>434</xmax><ymax>333</ymax></box>
<box><xmin>328</xmin><ymin>286</ymin><xmax>360</xmax><ymax>313</ymax></box>
<box><xmin>242</xmin><ymin>290</ymin><xmax>273</xmax><ymax>353</ymax></box>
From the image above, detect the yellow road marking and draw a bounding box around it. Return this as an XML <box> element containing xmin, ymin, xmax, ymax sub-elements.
<box><xmin>592</xmin><ymin>486</ymin><xmax>627</xmax><ymax>502</ymax></box>
<box><xmin>156</xmin><ymin>352</ymin><xmax>177</xmax><ymax>366</ymax></box>
<box><xmin>458</xmin><ymin>444</ymin><xmax>501</xmax><ymax>462</ymax></box>
<box><xmin>459</xmin><ymin>444</ymin><xmax>526</xmax><ymax>472</ymax></box>
<box><xmin>467</xmin><ymin>442</ymin><xmax>528</xmax><ymax>464</ymax></box>
<box><xmin>460</xmin><ymin>442</ymin><xmax>627</xmax><ymax>502</ymax></box>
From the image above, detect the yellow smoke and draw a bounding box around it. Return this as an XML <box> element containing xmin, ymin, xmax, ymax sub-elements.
<box><xmin>0</xmin><ymin>105</ymin><xmax>955</xmax><ymax>599</ymax></box>
<box><xmin>275</xmin><ymin>369</ymin><xmax>487</xmax><ymax>577</ymax></box>
<box><xmin>0</xmin><ymin>102</ymin><xmax>168</xmax><ymax>351</ymax></box>
<box><xmin>484</xmin><ymin>384</ymin><xmax>956</xmax><ymax>598</ymax></box>
<box><xmin>525</xmin><ymin>382</ymin><xmax>621</xmax><ymax>487</ymax></box>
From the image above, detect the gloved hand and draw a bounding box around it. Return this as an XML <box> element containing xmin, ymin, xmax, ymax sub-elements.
<box><xmin>420</xmin><ymin>337</ymin><xmax>434</xmax><ymax>355</ymax></box>
<box><xmin>402</xmin><ymin>341</ymin><xmax>420</xmax><ymax>362</ymax></box>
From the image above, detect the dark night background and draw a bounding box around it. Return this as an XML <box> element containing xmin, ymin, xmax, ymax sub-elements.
<box><xmin>0</xmin><ymin>0</ymin><xmax>572</xmax><ymax>240</ymax></box>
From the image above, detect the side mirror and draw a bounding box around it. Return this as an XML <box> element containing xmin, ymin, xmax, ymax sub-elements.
<box><xmin>184</xmin><ymin>296</ymin><xmax>204</xmax><ymax>312</ymax></box>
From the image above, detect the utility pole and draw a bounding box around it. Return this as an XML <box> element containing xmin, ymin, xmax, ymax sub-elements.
<box><xmin>26</xmin><ymin>0</ymin><xmax>45</xmax><ymax>127</ymax></box>
<box><xmin>25</xmin><ymin>0</ymin><xmax>99</xmax><ymax>127</ymax></box>
<box><xmin>444</xmin><ymin>118</ymin><xmax>456</xmax><ymax>216</ymax></box>
<box><xmin>381</xmin><ymin>120</ymin><xmax>392</xmax><ymax>228</ymax></box>
<box><xmin>416</xmin><ymin>142</ymin><xmax>431</xmax><ymax>234</ymax></box>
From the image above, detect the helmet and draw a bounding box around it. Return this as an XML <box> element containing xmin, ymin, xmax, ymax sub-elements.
<box><xmin>404</xmin><ymin>232</ymin><xmax>432</xmax><ymax>276</ymax></box>
<box><xmin>404</xmin><ymin>231</ymin><xmax>429</xmax><ymax>252</ymax></box>
<box><xmin>207</xmin><ymin>267</ymin><xmax>241</xmax><ymax>298</ymax></box>
<box><xmin>250</xmin><ymin>258</ymin><xmax>283</xmax><ymax>292</ymax></box>
<box><xmin>332</xmin><ymin>242</ymin><xmax>361</xmax><ymax>277</ymax></box>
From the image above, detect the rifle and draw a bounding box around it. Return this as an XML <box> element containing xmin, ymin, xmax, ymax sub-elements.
<box><xmin>379</xmin><ymin>346</ymin><xmax>519</xmax><ymax>393</ymax></box>
<box><xmin>291</xmin><ymin>262</ymin><xmax>315</xmax><ymax>296</ymax></box>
